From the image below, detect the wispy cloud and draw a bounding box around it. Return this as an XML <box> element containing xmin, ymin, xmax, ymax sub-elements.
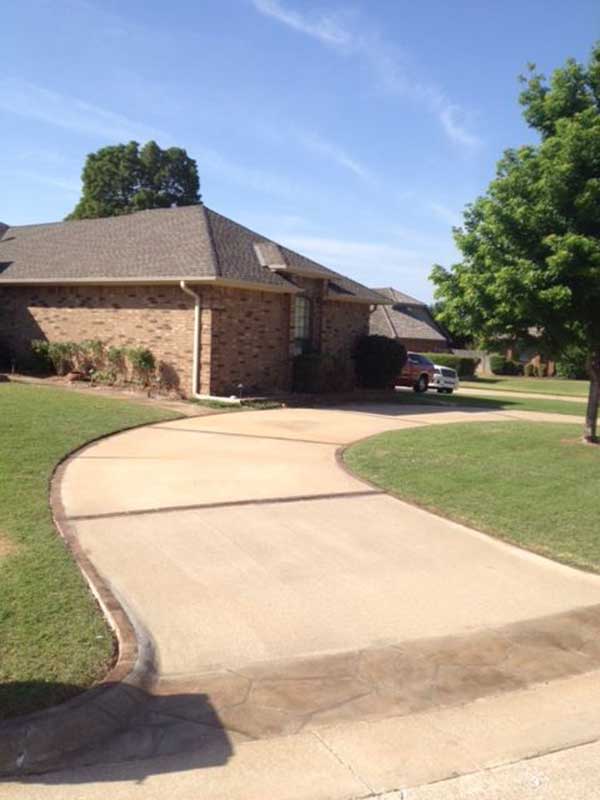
<box><xmin>293</xmin><ymin>131</ymin><xmax>373</xmax><ymax>182</ymax></box>
<box><xmin>0</xmin><ymin>79</ymin><xmax>168</xmax><ymax>143</ymax></box>
<box><xmin>193</xmin><ymin>144</ymin><xmax>300</xmax><ymax>200</ymax></box>
<box><xmin>437</xmin><ymin>106</ymin><xmax>480</xmax><ymax>149</ymax></box>
<box><xmin>429</xmin><ymin>202</ymin><xmax>462</xmax><ymax>227</ymax></box>
<box><xmin>279</xmin><ymin>234</ymin><xmax>420</xmax><ymax>271</ymax></box>
<box><xmin>0</xmin><ymin>79</ymin><xmax>300</xmax><ymax>201</ymax></box>
<box><xmin>252</xmin><ymin>0</ymin><xmax>481</xmax><ymax>148</ymax></box>
<box><xmin>252</xmin><ymin>0</ymin><xmax>351</xmax><ymax>46</ymax></box>
<box><xmin>8</xmin><ymin>170</ymin><xmax>81</xmax><ymax>193</ymax></box>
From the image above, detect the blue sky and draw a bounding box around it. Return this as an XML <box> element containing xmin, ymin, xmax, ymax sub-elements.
<box><xmin>2</xmin><ymin>1</ymin><xmax>599</xmax><ymax>300</ymax></box>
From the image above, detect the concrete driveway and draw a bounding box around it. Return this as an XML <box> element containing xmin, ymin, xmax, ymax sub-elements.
<box><xmin>61</xmin><ymin>404</ymin><xmax>598</xmax><ymax>674</ymax></box>
<box><xmin>7</xmin><ymin>403</ymin><xmax>600</xmax><ymax>799</ymax></box>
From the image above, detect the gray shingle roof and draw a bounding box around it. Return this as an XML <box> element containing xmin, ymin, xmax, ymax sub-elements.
<box><xmin>370</xmin><ymin>287</ymin><xmax>449</xmax><ymax>344</ymax></box>
<box><xmin>373</xmin><ymin>287</ymin><xmax>425</xmax><ymax>306</ymax></box>
<box><xmin>0</xmin><ymin>205</ymin><xmax>383</xmax><ymax>303</ymax></box>
<box><xmin>0</xmin><ymin>205</ymin><xmax>217</xmax><ymax>282</ymax></box>
<box><xmin>204</xmin><ymin>208</ymin><xmax>386</xmax><ymax>303</ymax></box>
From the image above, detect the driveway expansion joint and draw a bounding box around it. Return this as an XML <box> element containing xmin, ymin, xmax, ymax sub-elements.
<box><xmin>312</xmin><ymin>729</ymin><xmax>376</xmax><ymax>796</ymax></box>
<box><xmin>67</xmin><ymin>489</ymin><xmax>383</xmax><ymax>522</ymax></box>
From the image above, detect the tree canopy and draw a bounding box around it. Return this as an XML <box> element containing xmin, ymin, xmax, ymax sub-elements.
<box><xmin>67</xmin><ymin>140</ymin><xmax>200</xmax><ymax>220</ymax></box>
<box><xmin>430</xmin><ymin>43</ymin><xmax>600</xmax><ymax>442</ymax></box>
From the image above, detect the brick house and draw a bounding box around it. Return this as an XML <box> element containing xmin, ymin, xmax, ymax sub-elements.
<box><xmin>0</xmin><ymin>205</ymin><xmax>385</xmax><ymax>397</ymax></box>
<box><xmin>369</xmin><ymin>287</ymin><xmax>450</xmax><ymax>353</ymax></box>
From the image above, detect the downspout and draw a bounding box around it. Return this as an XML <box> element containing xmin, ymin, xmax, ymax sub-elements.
<box><xmin>179</xmin><ymin>281</ymin><xmax>201</xmax><ymax>397</ymax></box>
<box><xmin>179</xmin><ymin>280</ymin><xmax>240</xmax><ymax>403</ymax></box>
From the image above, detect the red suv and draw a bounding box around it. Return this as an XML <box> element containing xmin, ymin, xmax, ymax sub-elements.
<box><xmin>396</xmin><ymin>352</ymin><xmax>435</xmax><ymax>393</ymax></box>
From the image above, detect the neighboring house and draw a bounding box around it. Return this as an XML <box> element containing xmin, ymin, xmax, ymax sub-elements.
<box><xmin>369</xmin><ymin>287</ymin><xmax>450</xmax><ymax>353</ymax></box>
<box><xmin>0</xmin><ymin>205</ymin><xmax>385</xmax><ymax>397</ymax></box>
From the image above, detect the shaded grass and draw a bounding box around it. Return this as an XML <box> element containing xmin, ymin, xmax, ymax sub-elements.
<box><xmin>460</xmin><ymin>375</ymin><xmax>589</xmax><ymax>397</ymax></box>
<box><xmin>0</xmin><ymin>384</ymin><xmax>179</xmax><ymax>718</ymax></box>
<box><xmin>395</xmin><ymin>388</ymin><xmax>585</xmax><ymax>418</ymax></box>
<box><xmin>345</xmin><ymin>421</ymin><xmax>600</xmax><ymax>572</ymax></box>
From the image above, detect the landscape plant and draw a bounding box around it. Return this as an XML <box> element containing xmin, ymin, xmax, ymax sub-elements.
<box><xmin>353</xmin><ymin>335</ymin><xmax>407</xmax><ymax>389</ymax></box>
<box><xmin>420</xmin><ymin>353</ymin><xmax>479</xmax><ymax>377</ymax></box>
<box><xmin>556</xmin><ymin>345</ymin><xmax>590</xmax><ymax>380</ymax></box>
<box><xmin>292</xmin><ymin>352</ymin><xmax>355</xmax><ymax>393</ymax></box>
<box><xmin>489</xmin><ymin>356</ymin><xmax>523</xmax><ymax>376</ymax></box>
<box><xmin>127</xmin><ymin>346</ymin><xmax>156</xmax><ymax>387</ymax></box>
<box><xmin>105</xmin><ymin>345</ymin><xmax>128</xmax><ymax>383</ymax></box>
<box><xmin>431</xmin><ymin>43</ymin><xmax>600</xmax><ymax>442</ymax></box>
<box><xmin>47</xmin><ymin>341</ymin><xmax>76</xmax><ymax>375</ymax></box>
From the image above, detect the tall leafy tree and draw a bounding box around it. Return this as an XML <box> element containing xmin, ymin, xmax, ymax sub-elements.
<box><xmin>67</xmin><ymin>140</ymin><xmax>200</xmax><ymax>220</ymax></box>
<box><xmin>431</xmin><ymin>44</ymin><xmax>600</xmax><ymax>442</ymax></box>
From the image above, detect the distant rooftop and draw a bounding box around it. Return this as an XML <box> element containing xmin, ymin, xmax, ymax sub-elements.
<box><xmin>370</xmin><ymin>286</ymin><xmax>449</xmax><ymax>343</ymax></box>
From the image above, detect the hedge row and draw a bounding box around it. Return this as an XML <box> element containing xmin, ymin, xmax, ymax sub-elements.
<box><xmin>420</xmin><ymin>353</ymin><xmax>480</xmax><ymax>377</ymax></box>
<box><xmin>489</xmin><ymin>355</ymin><xmax>524</xmax><ymax>375</ymax></box>
<box><xmin>292</xmin><ymin>335</ymin><xmax>408</xmax><ymax>393</ymax></box>
<box><xmin>31</xmin><ymin>339</ymin><xmax>158</xmax><ymax>387</ymax></box>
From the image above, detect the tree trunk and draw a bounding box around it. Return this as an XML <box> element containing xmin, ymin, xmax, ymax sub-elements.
<box><xmin>584</xmin><ymin>351</ymin><xmax>600</xmax><ymax>443</ymax></box>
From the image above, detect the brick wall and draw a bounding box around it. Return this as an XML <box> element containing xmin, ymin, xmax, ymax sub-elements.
<box><xmin>0</xmin><ymin>284</ymin><xmax>196</xmax><ymax>395</ymax></box>
<box><xmin>321</xmin><ymin>300</ymin><xmax>370</xmax><ymax>357</ymax></box>
<box><xmin>205</xmin><ymin>286</ymin><xmax>291</xmax><ymax>396</ymax></box>
<box><xmin>0</xmin><ymin>282</ymin><xmax>375</xmax><ymax>398</ymax></box>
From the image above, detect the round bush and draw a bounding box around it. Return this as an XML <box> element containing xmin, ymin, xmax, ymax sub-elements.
<box><xmin>353</xmin><ymin>335</ymin><xmax>407</xmax><ymax>389</ymax></box>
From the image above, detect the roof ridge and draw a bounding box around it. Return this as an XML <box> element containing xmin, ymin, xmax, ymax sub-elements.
<box><xmin>199</xmin><ymin>206</ymin><xmax>221</xmax><ymax>278</ymax></box>
<box><xmin>382</xmin><ymin>303</ymin><xmax>397</xmax><ymax>338</ymax></box>
<box><xmin>204</xmin><ymin>207</ymin><xmax>356</xmax><ymax>287</ymax></box>
<box><xmin>7</xmin><ymin>204</ymin><xmax>204</xmax><ymax>232</ymax></box>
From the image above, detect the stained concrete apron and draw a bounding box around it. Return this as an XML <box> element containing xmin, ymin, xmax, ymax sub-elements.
<box><xmin>5</xmin><ymin>404</ymin><xmax>600</xmax><ymax>799</ymax></box>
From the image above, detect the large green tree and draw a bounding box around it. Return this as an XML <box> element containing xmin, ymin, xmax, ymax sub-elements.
<box><xmin>431</xmin><ymin>44</ymin><xmax>600</xmax><ymax>442</ymax></box>
<box><xmin>67</xmin><ymin>140</ymin><xmax>200</xmax><ymax>220</ymax></box>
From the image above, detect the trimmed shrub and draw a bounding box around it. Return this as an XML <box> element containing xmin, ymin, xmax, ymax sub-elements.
<box><xmin>490</xmin><ymin>354</ymin><xmax>505</xmax><ymax>374</ymax></box>
<box><xmin>421</xmin><ymin>353</ymin><xmax>479</xmax><ymax>377</ymax></box>
<box><xmin>490</xmin><ymin>355</ymin><xmax>523</xmax><ymax>376</ymax></box>
<box><xmin>90</xmin><ymin>369</ymin><xmax>116</xmax><ymax>385</ymax></box>
<box><xmin>127</xmin><ymin>347</ymin><xmax>156</xmax><ymax>386</ymax></box>
<box><xmin>0</xmin><ymin>345</ymin><xmax>8</xmax><ymax>371</ymax></box>
<box><xmin>106</xmin><ymin>346</ymin><xmax>127</xmax><ymax>382</ymax></box>
<box><xmin>30</xmin><ymin>340</ymin><xmax>53</xmax><ymax>373</ymax></box>
<box><xmin>158</xmin><ymin>361</ymin><xmax>181</xmax><ymax>393</ymax></box>
<box><xmin>556</xmin><ymin>346</ymin><xmax>589</xmax><ymax>380</ymax></box>
<box><xmin>293</xmin><ymin>352</ymin><xmax>354</xmax><ymax>393</ymax></box>
<box><xmin>353</xmin><ymin>335</ymin><xmax>407</xmax><ymax>389</ymax></box>
<box><xmin>70</xmin><ymin>339</ymin><xmax>104</xmax><ymax>374</ymax></box>
<box><xmin>47</xmin><ymin>342</ymin><xmax>77</xmax><ymax>375</ymax></box>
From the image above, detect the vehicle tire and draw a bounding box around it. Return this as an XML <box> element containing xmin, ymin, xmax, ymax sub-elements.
<box><xmin>447</xmin><ymin>389</ymin><xmax>454</xmax><ymax>394</ymax></box>
<box><xmin>413</xmin><ymin>374</ymin><xmax>428</xmax><ymax>393</ymax></box>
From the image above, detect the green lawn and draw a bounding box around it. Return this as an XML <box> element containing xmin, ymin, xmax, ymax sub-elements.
<box><xmin>397</xmin><ymin>388</ymin><xmax>585</xmax><ymax>417</ymax></box>
<box><xmin>460</xmin><ymin>375</ymin><xmax>589</xmax><ymax>397</ymax></box>
<box><xmin>0</xmin><ymin>383</ymin><xmax>179</xmax><ymax>719</ymax></box>
<box><xmin>345</xmin><ymin>421</ymin><xmax>600</xmax><ymax>572</ymax></box>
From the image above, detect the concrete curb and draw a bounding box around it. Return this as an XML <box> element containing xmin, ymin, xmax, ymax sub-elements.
<box><xmin>0</xmin><ymin>424</ymin><xmax>168</xmax><ymax>778</ymax></box>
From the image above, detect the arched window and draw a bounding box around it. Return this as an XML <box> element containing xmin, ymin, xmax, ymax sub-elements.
<box><xmin>293</xmin><ymin>295</ymin><xmax>312</xmax><ymax>354</ymax></box>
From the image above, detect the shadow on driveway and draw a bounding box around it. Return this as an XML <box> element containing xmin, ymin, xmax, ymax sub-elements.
<box><xmin>1</xmin><ymin>682</ymin><xmax>233</xmax><ymax>784</ymax></box>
